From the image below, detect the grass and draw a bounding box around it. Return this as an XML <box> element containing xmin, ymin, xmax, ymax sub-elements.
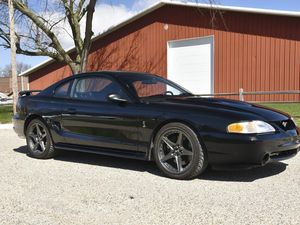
<box><xmin>259</xmin><ymin>103</ymin><xmax>300</xmax><ymax>126</ymax></box>
<box><xmin>0</xmin><ymin>105</ymin><xmax>13</xmax><ymax>124</ymax></box>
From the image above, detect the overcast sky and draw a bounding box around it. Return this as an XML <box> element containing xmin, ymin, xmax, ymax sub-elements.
<box><xmin>1</xmin><ymin>0</ymin><xmax>300</xmax><ymax>70</ymax></box>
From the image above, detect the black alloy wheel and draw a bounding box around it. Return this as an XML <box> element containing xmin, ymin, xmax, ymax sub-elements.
<box><xmin>26</xmin><ymin>119</ymin><xmax>56</xmax><ymax>159</ymax></box>
<box><xmin>154</xmin><ymin>123</ymin><xmax>207</xmax><ymax>179</ymax></box>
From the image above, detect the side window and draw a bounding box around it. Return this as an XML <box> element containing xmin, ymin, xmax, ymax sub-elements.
<box><xmin>54</xmin><ymin>81</ymin><xmax>72</xmax><ymax>98</ymax></box>
<box><xmin>72</xmin><ymin>76</ymin><xmax>128</xmax><ymax>102</ymax></box>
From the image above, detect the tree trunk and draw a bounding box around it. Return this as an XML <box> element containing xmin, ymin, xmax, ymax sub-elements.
<box><xmin>68</xmin><ymin>61</ymin><xmax>81</xmax><ymax>75</ymax></box>
<box><xmin>8</xmin><ymin>0</ymin><xmax>18</xmax><ymax>114</ymax></box>
<box><xmin>80</xmin><ymin>0</ymin><xmax>96</xmax><ymax>73</ymax></box>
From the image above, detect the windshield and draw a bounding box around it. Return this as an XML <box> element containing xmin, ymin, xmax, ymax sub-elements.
<box><xmin>118</xmin><ymin>73</ymin><xmax>191</xmax><ymax>98</ymax></box>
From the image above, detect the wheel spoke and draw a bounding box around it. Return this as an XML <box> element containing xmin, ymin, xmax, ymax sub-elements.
<box><xmin>181</xmin><ymin>148</ymin><xmax>193</xmax><ymax>156</ymax></box>
<box><xmin>161</xmin><ymin>151</ymin><xmax>174</xmax><ymax>162</ymax></box>
<box><xmin>175</xmin><ymin>156</ymin><xmax>183</xmax><ymax>172</ymax></box>
<box><xmin>162</xmin><ymin>137</ymin><xmax>175</xmax><ymax>150</ymax></box>
<box><xmin>32</xmin><ymin>142</ymin><xmax>39</xmax><ymax>151</ymax></box>
<box><xmin>36</xmin><ymin>124</ymin><xmax>42</xmax><ymax>136</ymax></box>
<box><xmin>29</xmin><ymin>133</ymin><xmax>38</xmax><ymax>141</ymax></box>
<box><xmin>176</xmin><ymin>132</ymin><xmax>183</xmax><ymax>145</ymax></box>
<box><xmin>39</xmin><ymin>141</ymin><xmax>46</xmax><ymax>151</ymax></box>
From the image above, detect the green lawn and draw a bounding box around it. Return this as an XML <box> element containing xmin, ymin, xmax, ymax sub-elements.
<box><xmin>0</xmin><ymin>105</ymin><xmax>13</xmax><ymax>124</ymax></box>
<box><xmin>259</xmin><ymin>103</ymin><xmax>300</xmax><ymax>126</ymax></box>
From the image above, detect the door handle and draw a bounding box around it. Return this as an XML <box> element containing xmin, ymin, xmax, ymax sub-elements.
<box><xmin>66</xmin><ymin>108</ymin><xmax>77</xmax><ymax>114</ymax></box>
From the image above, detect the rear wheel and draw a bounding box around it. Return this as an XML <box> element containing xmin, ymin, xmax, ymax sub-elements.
<box><xmin>26</xmin><ymin>119</ymin><xmax>57</xmax><ymax>159</ymax></box>
<box><xmin>154</xmin><ymin>123</ymin><xmax>207</xmax><ymax>179</ymax></box>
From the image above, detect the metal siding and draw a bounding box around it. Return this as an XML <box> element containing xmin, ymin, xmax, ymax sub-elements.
<box><xmin>29</xmin><ymin>5</ymin><xmax>300</xmax><ymax>101</ymax></box>
<box><xmin>29</xmin><ymin>62</ymin><xmax>71</xmax><ymax>90</ymax></box>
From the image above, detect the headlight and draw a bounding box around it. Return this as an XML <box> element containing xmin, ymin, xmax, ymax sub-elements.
<box><xmin>227</xmin><ymin>120</ymin><xmax>275</xmax><ymax>134</ymax></box>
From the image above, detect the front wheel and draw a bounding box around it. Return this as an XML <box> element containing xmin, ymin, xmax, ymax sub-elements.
<box><xmin>154</xmin><ymin>123</ymin><xmax>207</xmax><ymax>179</ymax></box>
<box><xmin>26</xmin><ymin>119</ymin><xmax>57</xmax><ymax>159</ymax></box>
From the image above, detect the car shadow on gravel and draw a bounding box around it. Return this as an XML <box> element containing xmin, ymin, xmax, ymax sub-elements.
<box><xmin>200</xmin><ymin>162</ymin><xmax>287</xmax><ymax>182</ymax></box>
<box><xmin>14</xmin><ymin>146</ymin><xmax>287</xmax><ymax>182</ymax></box>
<box><xmin>13</xmin><ymin>146</ymin><xmax>161</xmax><ymax>176</ymax></box>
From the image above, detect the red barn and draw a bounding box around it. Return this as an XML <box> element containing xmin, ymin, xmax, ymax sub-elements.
<box><xmin>20</xmin><ymin>1</ymin><xmax>300</xmax><ymax>102</ymax></box>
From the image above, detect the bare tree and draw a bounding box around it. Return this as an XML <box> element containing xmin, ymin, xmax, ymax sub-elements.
<box><xmin>8</xmin><ymin>0</ymin><xmax>18</xmax><ymax>113</ymax></box>
<box><xmin>0</xmin><ymin>0</ymin><xmax>97</xmax><ymax>74</ymax></box>
<box><xmin>0</xmin><ymin>62</ymin><xmax>31</xmax><ymax>76</ymax></box>
<box><xmin>0</xmin><ymin>0</ymin><xmax>223</xmax><ymax>78</ymax></box>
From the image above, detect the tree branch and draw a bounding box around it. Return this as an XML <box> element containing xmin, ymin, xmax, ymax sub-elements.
<box><xmin>0</xmin><ymin>0</ymin><xmax>98</xmax><ymax>75</ymax></box>
<box><xmin>77</xmin><ymin>0</ymin><xmax>87</xmax><ymax>21</ymax></box>
<box><xmin>80</xmin><ymin>0</ymin><xmax>96</xmax><ymax>72</ymax></box>
<box><xmin>76</xmin><ymin>0</ymin><xmax>86</xmax><ymax>15</ymax></box>
<box><xmin>0</xmin><ymin>27</ymin><xmax>10</xmax><ymax>46</ymax></box>
<box><xmin>16</xmin><ymin>47</ymin><xmax>62</xmax><ymax>60</ymax></box>
<box><xmin>62</xmin><ymin>0</ymin><xmax>83</xmax><ymax>57</ymax></box>
<box><xmin>12</xmin><ymin>0</ymin><xmax>74</xmax><ymax>65</ymax></box>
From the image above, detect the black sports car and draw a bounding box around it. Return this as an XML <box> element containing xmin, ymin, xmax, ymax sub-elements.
<box><xmin>13</xmin><ymin>71</ymin><xmax>300</xmax><ymax>179</ymax></box>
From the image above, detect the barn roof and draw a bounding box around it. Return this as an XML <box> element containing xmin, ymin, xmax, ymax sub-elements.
<box><xmin>19</xmin><ymin>0</ymin><xmax>300</xmax><ymax>77</ymax></box>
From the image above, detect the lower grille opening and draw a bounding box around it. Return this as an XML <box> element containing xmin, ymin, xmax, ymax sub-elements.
<box><xmin>270</xmin><ymin>149</ymin><xmax>298</xmax><ymax>160</ymax></box>
<box><xmin>262</xmin><ymin>153</ymin><xmax>270</xmax><ymax>165</ymax></box>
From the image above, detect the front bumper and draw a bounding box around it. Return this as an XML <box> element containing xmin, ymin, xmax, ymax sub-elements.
<box><xmin>13</xmin><ymin>114</ymin><xmax>25</xmax><ymax>138</ymax></box>
<box><xmin>203</xmin><ymin>129</ymin><xmax>300</xmax><ymax>168</ymax></box>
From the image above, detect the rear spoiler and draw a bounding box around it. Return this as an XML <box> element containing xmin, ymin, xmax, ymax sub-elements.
<box><xmin>19</xmin><ymin>90</ymin><xmax>42</xmax><ymax>97</ymax></box>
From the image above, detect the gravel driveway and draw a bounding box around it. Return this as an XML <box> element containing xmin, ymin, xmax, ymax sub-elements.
<box><xmin>0</xmin><ymin>128</ymin><xmax>299</xmax><ymax>225</ymax></box>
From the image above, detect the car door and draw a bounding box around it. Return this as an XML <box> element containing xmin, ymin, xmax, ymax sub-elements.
<box><xmin>58</xmin><ymin>75</ymin><xmax>140</xmax><ymax>152</ymax></box>
<box><xmin>45</xmin><ymin>78</ymin><xmax>74</xmax><ymax>145</ymax></box>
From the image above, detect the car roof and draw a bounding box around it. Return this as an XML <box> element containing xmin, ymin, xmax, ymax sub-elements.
<box><xmin>73</xmin><ymin>71</ymin><xmax>155</xmax><ymax>78</ymax></box>
<box><xmin>62</xmin><ymin>71</ymin><xmax>162</xmax><ymax>84</ymax></box>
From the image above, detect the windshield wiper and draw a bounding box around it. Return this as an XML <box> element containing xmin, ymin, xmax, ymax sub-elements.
<box><xmin>143</xmin><ymin>93</ymin><xmax>192</xmax><ymax>98</ymax></box>
<box><xmin>144</xmin><ymin>94</ymin><xmax>166</xmax><ymax>98</ymax></box>
<box><xmin>178</xmin><ymin>93</ymin><xmax>193</xmax><ymax>96</ymax></box>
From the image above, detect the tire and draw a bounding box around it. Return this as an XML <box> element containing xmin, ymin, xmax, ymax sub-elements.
<box><xmin>153</xmin><ymin>122</ymin><xmax>207</xmax><ymax>180</ymax></box>
<box><xmin>25</xmin><ymin>118</ymin><xmax>57</xmax><ymax>159</ymax></box>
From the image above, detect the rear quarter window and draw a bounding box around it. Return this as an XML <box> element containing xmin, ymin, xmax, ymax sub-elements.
<box><xmin>54</xmin><ymin>80</ymin><xmax>72</xmax><ymax>98</ymax></box>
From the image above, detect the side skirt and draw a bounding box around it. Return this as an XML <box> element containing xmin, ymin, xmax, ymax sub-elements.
<box><xmin>54</xmin><ymin>143</ymin><xmax>148</xmax><ymax>161</ymax></box>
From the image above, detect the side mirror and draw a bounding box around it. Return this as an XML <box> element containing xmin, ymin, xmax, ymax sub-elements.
<box><xmin>108</xmin><ymin>94</ymin><xmax>128</xmax><ymax>103</ymax></box>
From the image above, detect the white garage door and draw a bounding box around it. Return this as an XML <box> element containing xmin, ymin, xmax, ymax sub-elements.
<box><xmin>167</xmin><ymin>36</ymin><xmax>214</xmax><ymax>94</ymax></box>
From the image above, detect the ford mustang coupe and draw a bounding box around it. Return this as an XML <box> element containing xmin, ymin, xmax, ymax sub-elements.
<box><xmin>13</xmin><ymin>72</ymin><xmax>299</xmax><ymax>179</ymax></box>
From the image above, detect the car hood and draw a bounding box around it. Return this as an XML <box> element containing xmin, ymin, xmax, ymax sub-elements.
<box><xmin>144</xmin><ymin>96</ymin><xmax>290</xmax><ymax>121</ymax></box>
